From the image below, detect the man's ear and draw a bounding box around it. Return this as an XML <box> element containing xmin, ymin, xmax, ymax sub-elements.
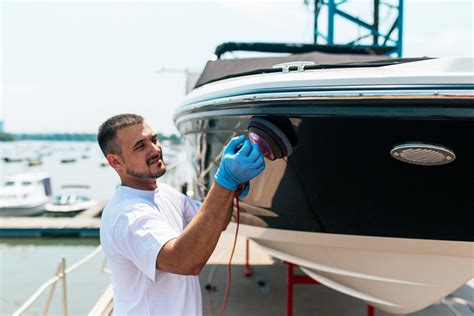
<box><xmin>107</xmin><ymin>154</ymin><xmax>124</xmax><ymax>171</ymax></box>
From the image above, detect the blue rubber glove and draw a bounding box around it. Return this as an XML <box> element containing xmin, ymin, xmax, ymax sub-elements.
<box><xmin>214</xmin><ymin>135</ymin><xmax>265</xmax><ymax>191</ymax></box>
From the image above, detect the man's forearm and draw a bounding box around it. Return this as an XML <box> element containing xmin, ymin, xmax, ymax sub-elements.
<box><xmin>156</xmin><ymin>183</ymin><xmax>234</xmax><ymax>274</ymax></box>
<box><xmin>222</xmin><ymin>201</ymin><xmax>233</xmax><ymax>231</ymax></box>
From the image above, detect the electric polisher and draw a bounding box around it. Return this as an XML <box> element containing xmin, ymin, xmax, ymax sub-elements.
<box><xmin>247</xmin><ymin>117</ymin><xmax>296</xmax><ymax>161</ymax></box>
<box><xmin>233</xmin><ymin>117</ymin><xmax>296</xmax><ymax>196</ymax></box>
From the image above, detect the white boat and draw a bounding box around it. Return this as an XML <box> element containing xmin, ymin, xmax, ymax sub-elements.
<box><xmin>0</xmin><ymin>173</ymin><xmax>52</xmax><ymax>216</ymax></box>
<box><xmin>174</xmin><ymin>44</ymin><xmax>474</xmax><ymax>314</ymax></box>
<box><xmin>45</xmin><ymin>185</ymin><xmax>97</xmax><ymax>216</ymax></box>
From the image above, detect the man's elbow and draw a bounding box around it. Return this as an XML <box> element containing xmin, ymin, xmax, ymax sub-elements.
<box><xmin>166</xmin><ymin>263</ymin><xmax>203</xmax><ymax>276</ymax></box>
<box><xmin>187</xmin><ymin>265</ymin><xmax>203</xmax><ymax>276</ymax></box>
<box><xmin>182</xmin><ymin>261</ymin><xmax>205</xmax><ymax>275</ymax></box>
<box><xmin>156</xmin><ymin>239</ymin><xmax>208</xmax><ymax>275</ymax></box>
<box><xmin>156</xmin><ymin>257</ymin><xmax>205</xmax><ymax>276</ymax></box>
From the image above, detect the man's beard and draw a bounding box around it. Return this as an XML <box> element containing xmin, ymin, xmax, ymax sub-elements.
<box><xmin>124</xmin><ymin>160</ymin><xmax>166</xmax><ymax>180</ymax></box>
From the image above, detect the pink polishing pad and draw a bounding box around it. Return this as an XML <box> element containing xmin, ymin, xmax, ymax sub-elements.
<box><xmin>248</xmin><ymin>131</ymin><xmax>276</xmax><ymax>160</ymax></box>
<box><xmin>248</xmin><ymin>117</ymin><xmax>293</xmax><ymax>160</ymax></box>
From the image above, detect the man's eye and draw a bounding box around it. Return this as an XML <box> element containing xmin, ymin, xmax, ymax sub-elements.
<box><xmin>152</xmin><ymin>138</ymin><xmax>157</xmax><ymax>144</ymax></box>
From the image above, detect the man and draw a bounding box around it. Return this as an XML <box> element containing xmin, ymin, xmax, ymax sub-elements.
<box><xmin>98</xmin><ymin>114</ymin><xmax>264</xmax><ymax>315</ymax></box>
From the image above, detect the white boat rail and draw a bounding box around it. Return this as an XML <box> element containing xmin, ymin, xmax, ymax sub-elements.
<box><xmin>13</xmin><ymin>245</ymin><xmax>103</xmax><ymax>316</ymax></box>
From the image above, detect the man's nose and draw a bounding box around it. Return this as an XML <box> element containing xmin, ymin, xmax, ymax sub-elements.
<box><xmin>151</xmin><ymin>141</ymin><xmax>161</xmax><ymax>154</ymax></box>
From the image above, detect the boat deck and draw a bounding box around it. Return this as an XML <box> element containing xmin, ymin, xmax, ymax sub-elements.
<box><xmin>0</xmin><ymin>201</ymin><xmax>106</xmax><ymax>237</ymax></box>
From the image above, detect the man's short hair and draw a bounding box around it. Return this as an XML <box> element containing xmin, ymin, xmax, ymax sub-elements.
<box><xmin>98</xmin><ymin>114</ymin><xmax>144</xmax><ymax>156</ymax></box>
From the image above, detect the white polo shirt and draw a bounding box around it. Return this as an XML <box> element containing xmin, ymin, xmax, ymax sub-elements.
<box><xmin>100</xmin><ymin>182</ymin><xmax>202</xmax><ymax>315</ymax></box>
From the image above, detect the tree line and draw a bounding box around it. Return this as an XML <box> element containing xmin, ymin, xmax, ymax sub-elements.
<box><xmin>0</xmin><ymin>132</ymin><xmax>181</xmax><ymax>144</ymax></box>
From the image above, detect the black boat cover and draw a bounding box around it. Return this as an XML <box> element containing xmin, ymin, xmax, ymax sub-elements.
<box><xmin>194</xmin><ymin>45</ymin><xmax>429</xmax><ymax>89</ymax></box>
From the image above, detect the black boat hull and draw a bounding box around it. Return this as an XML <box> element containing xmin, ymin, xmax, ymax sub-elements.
<box><xmin>176</xmin><ymin>102</ymin><xmax>474</xmax><ymax>242</ymax></box>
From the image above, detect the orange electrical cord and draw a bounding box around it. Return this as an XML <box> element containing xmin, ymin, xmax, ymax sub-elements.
<box><xmin>218</xmin><ymin>192</ymin><xmax>241</xmax><ymax>316</ymax></box>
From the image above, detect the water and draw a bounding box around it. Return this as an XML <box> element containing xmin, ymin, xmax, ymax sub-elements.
<box><xmin>0</xmin><ymin>140</ymin><xmax>186</xmax><ymax>315</ymax></box>
<box><xmin>0</xmin><ymin>238</ymin><xmax>109</xmax><ymax>315</ymax></box>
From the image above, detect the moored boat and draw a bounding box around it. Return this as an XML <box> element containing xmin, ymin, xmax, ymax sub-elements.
<box><xmin>45</xmin><ymin>185</ymin><xmax>98</xmax><ymax>217</ymax></box>
<box><xmin>0</xmin><ymin>173</ymin><xmax>52</xmax><ymax>216</ymax></box>
<box><xmin>174</xmin><ymin>45</ymin><xmax>474</xmax><ymax>314</ymax></box>
<box><xmin>60</xmin><ymin>158</ymin><xmax>77</xmax><ymax>164</ymax></box>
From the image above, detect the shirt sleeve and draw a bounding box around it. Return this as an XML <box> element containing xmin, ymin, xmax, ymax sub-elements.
<box><xmin>112</xmin><ymin>202</ymin><xmax>180</xmax><ymax>281</ymax></box>
<box><xmin>182</xmin><ymin>195</ymin><xmax>202</xmax><ymax>227</ymax></box>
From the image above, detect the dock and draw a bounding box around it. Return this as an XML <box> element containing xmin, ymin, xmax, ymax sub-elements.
<box><xmin>0</xmin><ymin>201</ymin><xmax>107</xmax><ymax>237</ymax></box>
<box><xmin>87</xmin><ymin>231</ymin><xmax>474</xmax><ymax>316</ymax></box>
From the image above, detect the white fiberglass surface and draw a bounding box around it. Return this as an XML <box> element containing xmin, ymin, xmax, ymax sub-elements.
<box><xmin>182</xmin><ymin>57</ymin><xmax>474</xmax><ymax>107</ymax></box>
<box><xmin>232</xmin><ymin>223</ymin><xmax>474</xmax><ymax>314</ymax></box>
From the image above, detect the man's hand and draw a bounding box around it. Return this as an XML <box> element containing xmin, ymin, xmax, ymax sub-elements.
<box><xmin>214</xmin><ymin>135</ymin><xmax>265</xmax><ymax>191</ymax></box>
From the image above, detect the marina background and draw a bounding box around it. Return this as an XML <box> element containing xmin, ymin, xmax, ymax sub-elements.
<box><xmin>0</xmin><ymin>141</ymin><xmax>114</xmax><ymax>314</ymax></box>
<box><xmin>0</xmin><ymin>140</ymin><xmax>184</xmax><ymax>314</ymax></box>
<box><xmin>1</xmin><ymin>0</ymin><xmax>473</xmax><ymax>314</ymax></box>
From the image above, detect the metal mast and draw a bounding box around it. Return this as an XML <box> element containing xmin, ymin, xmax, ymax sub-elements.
<box><xmin>311</xmin><ymin>0</ymin><xmax>403</xmax><ymax>56</ymax></box>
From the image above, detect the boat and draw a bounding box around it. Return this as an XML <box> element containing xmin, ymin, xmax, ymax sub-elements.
<box><xmin>45</xmin><ymin>184</ymin><xmax>98</xmax><ymax>216</ymax></box>
<box><xmin>27</xmin><ymin>159</ymin><xmax>42</xmax><ymax>167</ymax></box>
<box><xmin>60</xmin><ymin>158</ymin><xmax>76</xmax><ymax>164</ymax></box>
<box><xmin>3</xmin><ymin>157</ymin><xmax>23</xmax><ymax>163</ymax></box>
<box><xmin>0</xmin><ymin>173</ymin><xmax>52</xmax><ymax>216</ymax></box>
<box><xmin>99</xmin><ymin>161</ymin><xmax>108</xmax><ymax>167</ymax></box>
<box><xmin>173</xmin><ymin>43</ymin><xmax>474</xmax><ymax>314</ymax></box>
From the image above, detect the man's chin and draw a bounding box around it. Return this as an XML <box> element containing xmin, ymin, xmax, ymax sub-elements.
<box><xmin>125</xmin><ymin>166</ymin><xmax>166</xmax><ymax>180</ymax></box>
<box><xmin>152</xmin><ymin>168</ymin><xmax>166</xmax><ymax>179</ymax></box>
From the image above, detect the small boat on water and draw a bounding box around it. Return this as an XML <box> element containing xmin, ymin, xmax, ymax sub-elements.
<box><xmin>0</xmin><ymin>173</ymin><xmax>52</xmax><ymax>216</ymax></box>
<box><xmin>3</xmin><ymin>157</ymin><xmax>23</xmax><ymax>163</ymax></box>
<box><xmin>174</xmin><ymin>43</ymin><xmax>474</xmax><ymax>314</ymax></box>
<box><xmin>45</xmin><ymin>184</ymin><xmax>97</xmax><ymax>216</ymax></box>
<box><xmin>60</xmin><ymin>158</ymin><xmax>77</xmax><ymax>164</ymax></box>
<box><xmin>27</xmin><ymin>159</ymin><xmax>42</xmax><ymax>167</ymax></box>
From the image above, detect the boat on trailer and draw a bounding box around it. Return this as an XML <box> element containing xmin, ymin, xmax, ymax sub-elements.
<box><xmin>174</xmin><ymin>43</ymin><xmax>474</xmax><ymax>314</ymax></box>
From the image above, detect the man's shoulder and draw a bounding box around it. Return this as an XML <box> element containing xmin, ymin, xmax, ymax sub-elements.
<box><xmin>102</xmin><ymin>190</ymin><xmax>156</xmax><ymax>225</ymax></box>
<box><xmin>105</xmin><ymin>197</ymin><xmax>155</xmax><ymax>216</ymax></box>
<box><xmin>157</xmin><ymin>183</ymin><xmax>190</xmax><ymax>209</ymax></box>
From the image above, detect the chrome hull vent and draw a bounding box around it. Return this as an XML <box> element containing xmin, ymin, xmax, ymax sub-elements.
<box><xmin>390</xmin><ymin>143</ymin><xmax>455</xmax><ymax>166</ymax></box>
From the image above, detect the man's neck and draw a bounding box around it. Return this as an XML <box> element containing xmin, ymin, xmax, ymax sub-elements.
<box><xmin>121</xmin><ymin>178</ymin><xmax>157</xmax><ymax>191</ymax></box>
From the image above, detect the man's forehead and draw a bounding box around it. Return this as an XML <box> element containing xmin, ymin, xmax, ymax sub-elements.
<box><xmin>117</xmin><ymin>123</ymin><xmax>155</xmax><ymax>144</ymax></box>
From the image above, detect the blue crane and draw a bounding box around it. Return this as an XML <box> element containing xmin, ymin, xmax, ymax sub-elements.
<box><xmin>308</xmin><ymin>0</ymin><xmax>403</xmax><ymax>56</ymax></box>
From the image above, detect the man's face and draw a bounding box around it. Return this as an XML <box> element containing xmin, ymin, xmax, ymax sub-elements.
<box><xmin>113</xmin><ymin>122</ymin><xmax>166</xmax><ymax>181</ymax></box>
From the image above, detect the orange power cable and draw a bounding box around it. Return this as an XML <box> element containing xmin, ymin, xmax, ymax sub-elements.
<box><xmin>218</xmin><ymin>192</ymin><xmax>241</xmax><ymax>316</ymax></box>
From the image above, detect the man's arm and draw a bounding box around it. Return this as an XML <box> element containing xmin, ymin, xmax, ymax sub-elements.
<box><xmin>156</xmin><ymin>135</ymin><xmax>264</xmax><ymax>276</ymax></box>
<box><xmin>156</xmin><ymin>183</ymin><xmax>234</xmax><ymax>275</ymax></box>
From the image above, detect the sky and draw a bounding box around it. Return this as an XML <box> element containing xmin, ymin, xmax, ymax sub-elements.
<box><xmin>1</xmin><ymin>0</ymin><xmax>473</xmax><ymax>135</ymax></box>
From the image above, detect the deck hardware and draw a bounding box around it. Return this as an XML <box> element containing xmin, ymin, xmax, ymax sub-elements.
<box><xmin>273</xmin><ymin>61</ymin><xmax>315</xmax><ymax>73</ymax></box>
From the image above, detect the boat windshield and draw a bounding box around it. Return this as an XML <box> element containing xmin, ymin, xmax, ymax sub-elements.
<box><xmin>54</xmin><ymin>194</ymin><xmax>90</xmax><ymax>204</ymax></box>
<box><xmin>76</xmin><ymin>195</ymin><xmax>90</xmax><ymax>202</ymax></box>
